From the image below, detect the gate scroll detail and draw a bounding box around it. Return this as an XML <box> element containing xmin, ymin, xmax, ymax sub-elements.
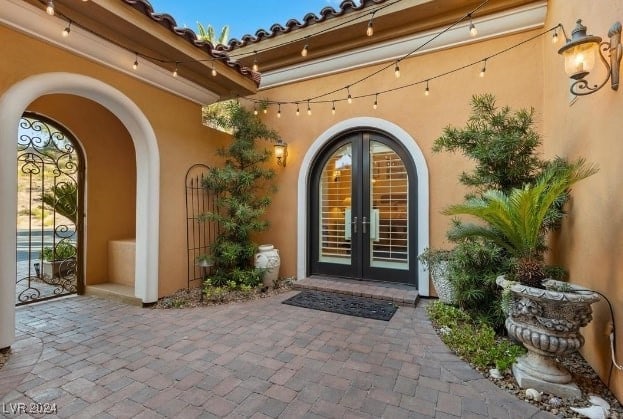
<box><xmin>16</xmin><ymin>113</ymin><xmax>82</xmax><ymax>305</ymax></box>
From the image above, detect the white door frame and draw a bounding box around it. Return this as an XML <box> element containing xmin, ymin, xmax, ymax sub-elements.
<box><xmin>297</xmin><ymin>117</ymin><xmax>430</xmax><ymax>294</ymax></box>
<box><xmin>0</xmin><ymin>73</ymin><xmax>160</xmax><ymax>349</ymax></box>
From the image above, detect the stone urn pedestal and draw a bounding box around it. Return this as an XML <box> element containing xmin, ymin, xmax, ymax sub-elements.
<box><xmin>255</xmin><ymin>244</ymin><xmax>280</xmax><ymax>288</ymax></box>
<box><xmin>496</xmin><ymin>276</ymin><xmax>599</xmax><ymax>399</ymax></box>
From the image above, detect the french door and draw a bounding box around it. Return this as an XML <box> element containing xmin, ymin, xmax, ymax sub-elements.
<box><xmin>310</xmin><ymin>131</ymin><xmax>417</xmax><ymax>285</ymax></box>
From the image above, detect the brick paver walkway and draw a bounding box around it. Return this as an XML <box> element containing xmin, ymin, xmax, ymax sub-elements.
<box><xmin>0</xmin><ymin>293</ymin><xmax>553</xmax><ymax>418</ymax></box>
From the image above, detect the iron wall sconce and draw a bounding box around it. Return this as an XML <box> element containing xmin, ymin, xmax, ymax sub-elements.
<box><xmin>558</xmin><ymin>19</ymin><xmax>622</xmax><ymax>96</ymax></box>
<box><xmin>274</xmin><ymin>139</ymin><xmax>288</xmax><ymax>167</ymax></box>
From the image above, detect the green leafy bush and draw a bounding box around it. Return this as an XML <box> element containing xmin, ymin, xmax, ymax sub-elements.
<box><xmin>427</xmin><ymin>301</ymin><xmax>524</xmax><ymax>371</ymax></box>
<box><xmin>41</xmin><ymin>241</ymin><xmax>76</xmax><ymax>261</ymax></box>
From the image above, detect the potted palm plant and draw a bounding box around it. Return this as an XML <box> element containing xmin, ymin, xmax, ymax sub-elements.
<box><xmin>443</xmin><ymin>159</ymin><xmax>599</xmax><ymax>399</ymax></box>
<box><xmin>41</xmin><ymin>241</ymin><xmax>76</xmax><ymax>279</ymax></box>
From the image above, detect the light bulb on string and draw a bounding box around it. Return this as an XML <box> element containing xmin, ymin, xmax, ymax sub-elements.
<box><xmin>172</xmin><ymin>62</ymin><xmax>178</xmax><ymax>77</ymax></box>
<box><xmin>307</xmin><ymin>101</ymin><xmax>312</xmax><ymax>116</ymax></box>
<box><xmin>253</xmin><ymin>105</ymin><xmax>258</xmax><ymax>116</ymax></box>
<box><xmin>301</xmin><ymin>44</ymin><xmax>308</xmax><ymax>57</ymax></box>
<box><xmin>252</xmin><ymin>51</ymin><xmax>259</xmax><ymax>72</ymax></box>
<box><xmin>296</xmin><ymin>103</ymin><xmax>300</xmax><ymax>116</ymax></box>
<box><xmin>425</xmin><ymin>80</ymin><xmax>430</xmax><ymax>96</ymax></box>
<box><xmin>132</xmin><ymin>54</ymin><xmax>138</xmax><ymax>70</ymax></box>
<box><xmin>277</xmin><ymin>104</ymin><xmax>281</xmax><ymax>118</ymax></box>
<box><xmin>468</xmin><ymin>15</ymin><xmax>478</xmax><ymax>37</ymax></box>
<box><xmin>552</xmin><ymin>29</ymin><xmax>559</xmax><ymax>44</ymax></box>
<box><xmin>480</xmin><ymin>60</ymin><xmax>487</xmax><ymax>78</ymax></box>
<box><xmin>62</xmin><ymin>21</ymin><xmax>71</xmax><ymax>37</ymax></box>
<box><xmin>46</xmin><ymin>0</ymin><xmax>55</xmax><ymax>15</ymax></box>
<box><xmin>394</xmin><ymin>62</ymin><xmax>400</xmax><ymax>78</ymax></box>
<box><xmin>366</xmin><ymin>16</ymin><xmax>374</xmax><ymax>37</ymax></box>
<box><xmin>263</xmin><ymin>107</ymin><xmax>267</xmax><ymax>114</ymax></box>
<box><xmin>332</xmin><ymin>101</ymin><xmax>336</xmax><ymax>115</ymax></box>
<box><xmin>347</xmin><ymin>86</ymin><xmax>352</xmax><ymax>104</ymax></box>
<box><xmin>211</xmin><ymin>63</ymin><xmax>217</xmax><ymax>77</ymax></box>
<box><xmin>373</xmin><ymin>94</ymin><xmax>378</xmax><ymax>110</ymax></box>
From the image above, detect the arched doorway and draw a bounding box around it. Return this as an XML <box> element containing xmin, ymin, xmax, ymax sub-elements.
<box><xmin>309</xmin><ymin>130</ymin><xmax>417</xmax><ymax>284</ymax></box>
<box><xmin>297</xmin><ymin>117</ymin><xmax>430</xmax><ymax>294</ymax></box>
<box><xmin>16</xmin><ymin>112</ymin><xmax>85</xmax><ymax>304</ymax></box>
<box><xmin>0</xmin><ymin>73</ymin><xmax>160</xmax><ymax>350</ymax></box>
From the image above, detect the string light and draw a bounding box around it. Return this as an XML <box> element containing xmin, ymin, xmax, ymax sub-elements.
<box><xmin>277</xmin><ymin>104</ymin><xmax>281</xmax><ymax>118</ymax></box>
<box><xmin>468</xmin><ymin>15</ymin><xmax>478</xmax><ymax>37</ymax></box>
<box><xmin>253</xmin><ymin>105</ymin><xmax>258</xmax><ymax>115</ymax></box>
<box><xmin>62</xmin><ymin>21</ymin><xmax>71</xmax><ymax>38</ymax></box>
<box><xmin>332</xmin><ymin>101</ymin><xmax>336</xmax><ymax>115</ymax></box>
<box><xmin>252</xmin><ymin>51</ymin><xmax>259</xmax><ymax>72</ymax></box>
<box><xmin>46</xmin><ymin>0</ymin><xmax>55</xmax><ymax>16</ymax></box>
<box><xmin>366</xmin><ymin>13</ymin><xmax>375</xmax><ymax>37</ymax></box>
<box><xmin>480</xmin><ymin>59</ymin><xmax>487</xmax><ymax>77</ymax></box>
<box><xmin>211</xmin><ymin>63</ymin><xmax>217</xmax><ymax>77</ymax></box>
<box><xmin>347</xmin><ymin>86</ymin><xmax>352</xmax><ymax>104</ymax></box>
<box><xmin>172</xmin><ymin>62</ymin><xmax>178</xmax><ymax>77</ymax></box>
<box><xmin>307</xmin><ymin>100</ymin><xmax>312</xmax><ymax>116</ymax></box>
<box><xmin>263</xmin><ymin>107</ymin><xmax>267</xmax><ymax>114</ymax></box>
<box><xmin>296</xmin><ymin>103</ymin><xmax>300</xmax><ymax>116</ymax></box>
<box><xmin>301</xmin><ymin>44</ymin><xmax>309</xmax><ymax>57</ymax></box>
<box><xmin>552</xmin><ymin>29</ymin><xmax>559</xmax><ymax>43</ymax></box>
<box><xmin>394</xmin><ymin>62</ymin><xmax>400</xmax><ymax>78</ymax></box>
<box><xmin>132</xmin><ymin>53</ymin><xmax>138</xmax><ymax>70</ymax></box>
<box><xmin>425</xmin><ymin>80</ymin><xmax>430</xmax><ymax>96</ymax></box>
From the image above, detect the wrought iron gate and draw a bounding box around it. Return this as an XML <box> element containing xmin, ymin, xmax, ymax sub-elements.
<box><xmin>16</xmin><ymin>113</ymin><xmax>83</xmax><ymax>305</ymax></box>
<box><xmin>185</xmin><ymin>164</ymin><xmax>219</xmax><ymax>289</ymax></box>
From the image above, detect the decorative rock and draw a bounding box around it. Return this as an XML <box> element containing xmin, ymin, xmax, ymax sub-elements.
<box><xmin>548</xmin><ymin>396</ymin><xmax>563</xmax><ymax>407</ymax></box>
<box><xmin>570</xmin><ymin>405</ymin><xmax>608</xmax><ymax>419</ymax></box>
<box><xmin>489</xmin><ymin>368</ymin><xmax>503</xmax><ymax>379</ymax></box>
<box><xmin>525</xmin><ymin>388</ymin><xmax>543</xmax><ymax>402</ymax></box>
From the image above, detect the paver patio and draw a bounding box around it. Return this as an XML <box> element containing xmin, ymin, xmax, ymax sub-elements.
<box><xmin>0</xmin><ymin>292</ymin><xmax>554</xmax><ymax>418</ymax></box>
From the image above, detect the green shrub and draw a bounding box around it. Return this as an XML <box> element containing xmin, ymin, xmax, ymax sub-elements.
<box><xmin>427</xmin><ymin>301</ymin><xmax>524</xmax><ymax>371</ymax></box>
<box><xmin>41</xmin><ymin>241</ymin><xmax>76</xmax><ymax>261</ymax></box>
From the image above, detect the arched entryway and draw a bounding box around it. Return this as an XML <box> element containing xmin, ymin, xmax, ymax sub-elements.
<box><xmin>309</xmin><ymin>130</ymin><xmax>417</xmax><ymax>284</ymax></box>
<box><xmin>0</xmin><ymin>73</ymin><xmax>160</xmax><ymax>349</ymax></box>
<box><xmin>297</xmin><ymin>118</ymin><xmax>430</xmax><ymax>294</ymax></box>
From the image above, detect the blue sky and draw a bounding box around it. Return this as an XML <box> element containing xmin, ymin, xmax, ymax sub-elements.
<box><xmin>148</xmin><ymin>1</ymin><xmax>352</xmax><ymax>41</ymax></box>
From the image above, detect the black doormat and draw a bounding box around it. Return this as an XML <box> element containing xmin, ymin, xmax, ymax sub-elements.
<box><xmin>282</xmin><ymin>290</ymin><xmax>398</xmax><ymax>321</ymax></box>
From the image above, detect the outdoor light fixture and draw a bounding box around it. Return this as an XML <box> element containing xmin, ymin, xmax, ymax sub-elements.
<box><xmin>274</xmin><ymin>140</ymin><xmax>288</xmax><ymax>167</ymax></box>
<box><xmin>277</xmin><ymin>104</ymin><xmax>281</xmax><ymax>118</ymax></box>
<box><xmin>132</xmin><ymin>54</ymin><xmax>138</xmax><ymax>70</ymax></box>
<box><xmin>332</xmin><ymin>101</ymin><xmax>336</xmax><ymax>115</ymax></box>
<box><xmin>211</xmin><ymin>63</ymin><xmax>217</xmax><ymax>77</ymax></box>
<box><xmin>366</xmin><ymin>13</ymin><xmax>375</xmax><ymax>37</ymax></box>
<box><xmin>62</xmin><ymin>21</ymin><xmax>71</xmax><ymax>37</ymax></box>
<box><xmin>425</xmin><ymin>80</ymin><xmax>430</xmax><ymax>96</ymax></box>
<box><xmin>301</xmin><ymin>44</ymin><xmax>308</xmax><ymax>57</ymax></box>
<box><xmin>558</xmin><ymin>19</ymin><xmax>622</xmax><ymax>96</ymax></box>
<box><xmin>468</xmin><ymin>15</ymin><xmax>478</xmax><ymax>37</ymax></box>
<box><xmin>173</xmin><ymin>62</ymin><xmax>178</xmax><ymax>77</ymax></box>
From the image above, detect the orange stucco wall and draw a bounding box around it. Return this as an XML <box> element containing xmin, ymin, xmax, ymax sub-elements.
<box><xmin>256</xmin><ymin>30</ymin><xmax>545</xmax><ymax>279</ymax></box>
<box><xmin>1</xmin><ymin>25</ymin><xmax>229</xmax><ymax>297</ymax></box>
<box><xmin>27</xmin><ymin>95</ymin><xmax>136</xmax><ymax>285</ymax></box>
<box><xmin>541</xmin><ymin>0</ymin><xmax>623</xmax><ymax>402</ymax></box>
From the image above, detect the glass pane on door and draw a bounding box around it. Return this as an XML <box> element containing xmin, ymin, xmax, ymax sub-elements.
<box><xmin>318</xmin><ymin>144</ymin><xmax>352</xmax><ymax>264</ymax></box>
<box><xmin>369</xmin><ymin>141</ymin><xmax>408</xmax><ymax>270</ymax></box>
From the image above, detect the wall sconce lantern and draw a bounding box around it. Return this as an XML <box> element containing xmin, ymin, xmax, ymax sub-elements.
<box><xmin>558</xmin><ymin>19</ymin><xmax>622</xmax><ymax>96</ymax></box>
<box><xmin>274</xmin><ymin>139</ymin><xmax>288</xmax><ymax>167</ymax></box>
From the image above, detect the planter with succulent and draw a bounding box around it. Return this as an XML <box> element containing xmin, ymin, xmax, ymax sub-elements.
<box><xmin>418</xmin><ymin>248</ymin><xmax>455</xmax><ymax>305</ymax></box>
<box><xmin>444</xmin><ymin>159</ymin><xmax>599</xmax><ymax>399</ymax></box>
<box><xmin>40</xmin><ymin>241</ymin><xmax>76</xmax><ymax>279</ymax></box>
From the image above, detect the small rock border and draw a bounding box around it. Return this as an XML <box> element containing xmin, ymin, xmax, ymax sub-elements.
<box><xmin>153</xmin><ymin>277</ymin><xmax>295</xmax><ymax>309</ymax></box>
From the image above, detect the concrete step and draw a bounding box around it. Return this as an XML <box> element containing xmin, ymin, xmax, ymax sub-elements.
<box><xmin>294</xmin><ymin>276</ymin><xmax>418</xmax><ymax>306</ymax></box>
<box><xmin>85</xmin><ymin>283</ymin><xmax>143</xmax><ymax>306</ymax></box>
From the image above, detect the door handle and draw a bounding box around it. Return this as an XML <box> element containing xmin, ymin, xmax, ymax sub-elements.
<box><xmin>351</xmin><ymin>216</ymin><xmax>357</xmax><ymax>234</ymax></box>
<box><xmin>362</xmin><ymin>216</ymin><xmax>370</xmax><ymax>234</ymax></box>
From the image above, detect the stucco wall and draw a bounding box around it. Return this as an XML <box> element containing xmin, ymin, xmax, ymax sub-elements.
<box><xmin>542</xmin><ymin>0</ymin><xmax>623</xmax><ymax>402</ymax></box>
<box><xmin>256</xmin><ymin>30</ymin><xmax>545</xmax><ymax>281</ymax></box>
<box><xmin>1</xmin><ymin>25</ymin><xmax>228</xmax><ymax>297</ymax></box>
<box><xmin>27</xmin><ymin>95</ymin><xmax>136</xmax><ymax>286</ymax></box>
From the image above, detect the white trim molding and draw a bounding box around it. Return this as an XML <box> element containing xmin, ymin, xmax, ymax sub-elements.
<box><xmin>0</xmin><ymin>73</ymin><xmax>160</xmax><ymax>349</ymax></box>
<box><xmin>261</xmin><ymin>1</ymin><xmax>547</xmax><ymax>89</ymax></box>
<box><xmin>0</xmin><ymin>0</ymin><xmax>219</xmax><ymax>105</ymax></box>
<box><xmin>297</xmin><ymin>117</ymin><xmax>430</xmax><ymax>295</ymax></box>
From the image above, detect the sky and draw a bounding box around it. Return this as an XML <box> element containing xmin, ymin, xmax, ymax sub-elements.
<box><xmin>148</xmin><ymin>1</ymin><xmax>355</xmax><ymax>41</ymax></box>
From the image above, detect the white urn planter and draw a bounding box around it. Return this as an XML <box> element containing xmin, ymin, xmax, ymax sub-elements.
<box><xmin>41</xmin><ymin>257</ymin><xmax>75</xmax><ymax>280</ymax></box>
<box><xmin>497</xmin><ymin>276</ymin><xmax>600</xmax><ymax>399</ymax></box>
<box><xmin>254</xmin><ymin>244</ymin><xmax>280</xmax><ymax>287</ymax></box>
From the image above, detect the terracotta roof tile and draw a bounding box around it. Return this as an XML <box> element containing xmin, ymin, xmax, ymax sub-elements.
<box><xmin>121</xmin><ymin>0</ymin><xmax>260</xmax><ymax>85</ymax></box>
<box><xmin>216</xmin><ymin>0</ymin><xmax>389</xmax><ymax>52</ymax></box>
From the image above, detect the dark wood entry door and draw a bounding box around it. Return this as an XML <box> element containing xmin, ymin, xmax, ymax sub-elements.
<box><xmin>309</xmin><ymin>131</ymin><xmax>417</xmax><ymax>285</ymax></box>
